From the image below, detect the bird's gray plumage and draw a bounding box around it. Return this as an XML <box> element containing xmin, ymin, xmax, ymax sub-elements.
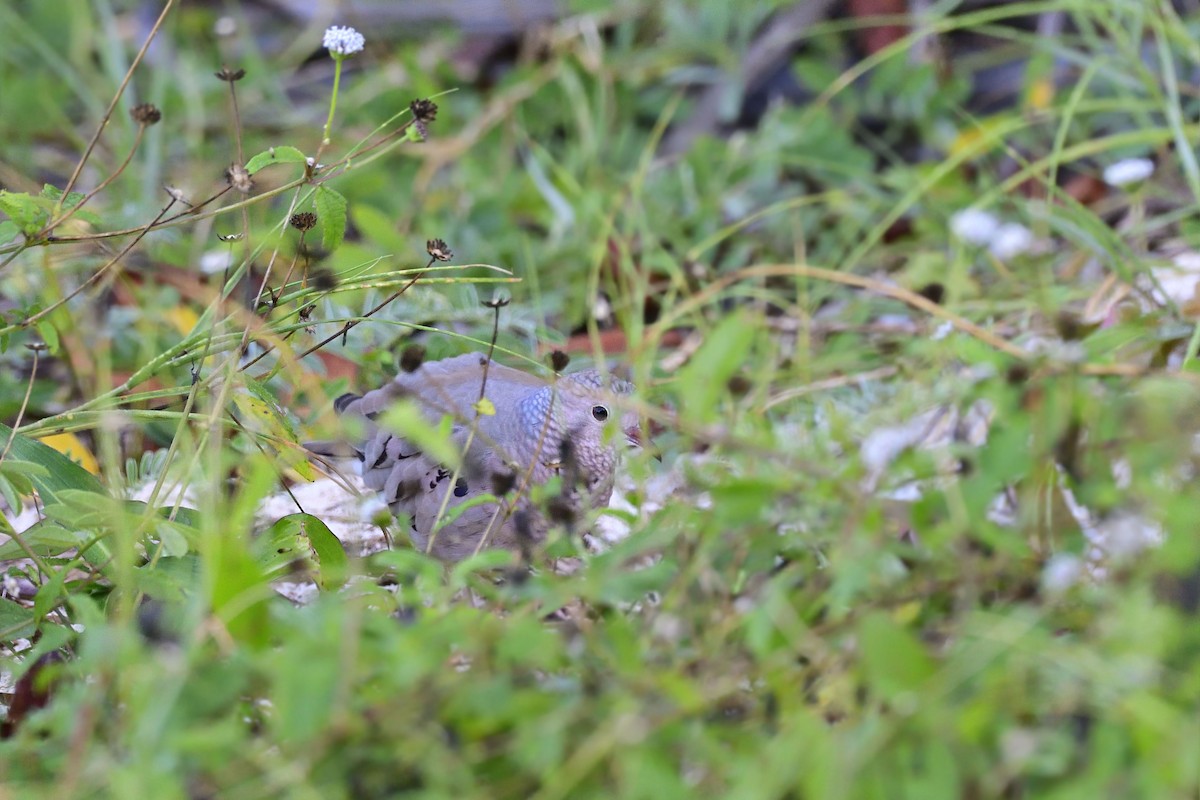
<box><xmin>308</xmin><ymin>352</ymin><xmax>636</xmax><ymax>561</ymax></box>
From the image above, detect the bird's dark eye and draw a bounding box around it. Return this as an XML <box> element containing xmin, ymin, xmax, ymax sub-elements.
<box><xmin>591</xmin><ymin>405</ymin><xmax>609</xmax><ymax>422</ymax></box>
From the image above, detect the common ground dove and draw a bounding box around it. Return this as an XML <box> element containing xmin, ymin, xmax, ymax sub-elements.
<box><xmin>307</xmin><ymin>352</ymin><xmax>638</xmax><ymax>561</ymax></box>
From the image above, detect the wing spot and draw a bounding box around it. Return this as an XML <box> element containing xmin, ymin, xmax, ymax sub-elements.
<box><xmin>371</xmin><ymin>436</ymin><xmax>393</xmax><ymax>469</ymax></box>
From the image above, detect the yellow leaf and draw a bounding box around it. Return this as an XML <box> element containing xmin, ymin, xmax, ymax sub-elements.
<box><xmin>36</xmin><ymin>432</ymin><xmax>100</xmax><ymax>475</ymax></box>
<box><xmin>892</xmin><ymin>600</ymin><xmax>922</xmax><ymax>626</ymax></box>
<box><xmin>164</xmin><ymin>305</ymin><xmax>200</xmax><ymax>337</ymax></box>
<box><xmin>1025</xmin><ymin>78</ymin><xmax>1054</xmax><ymax>111</ymax></box>
<box><xmin>474</xmin><ymin>397</ymin><xmax>496</xmax><ymax>416</ymax></box>
<box><xmin>948</xmin><ymin>117</ymin><xmax>1011</xmax><ymax>160</ymax></box>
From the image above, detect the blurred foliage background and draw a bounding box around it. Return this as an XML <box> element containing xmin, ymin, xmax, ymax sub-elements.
<box><xmin>3</xmin><ymin>0</ymin><xmax>1200</xmax><ymax>796</ymax></box>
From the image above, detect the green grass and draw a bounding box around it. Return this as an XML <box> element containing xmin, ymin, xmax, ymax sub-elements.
<box><xmin>2</xmin><ymin>0</ymin><xmax>1200</xmax><ymax>796</ymax></box>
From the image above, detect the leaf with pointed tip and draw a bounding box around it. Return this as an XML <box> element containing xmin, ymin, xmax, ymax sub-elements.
<box><xmin>245</xmin><ymin>146</ymin><xmax>307</xmax><ymax>175</ymax></box>
<box><xmin>315</xmin><ymin>186</ymin><xmax>347</xmax><ymax>251</ymax></box>
<box><xmin>0</xmin><ymin>423</ymin><xmax>104</xmax><ymax>504</ymax></box>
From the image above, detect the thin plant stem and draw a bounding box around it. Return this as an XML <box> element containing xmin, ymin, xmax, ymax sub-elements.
<box><xmin>321</xmin><ymin>57</ymin><xmax>345</xmax><ymax>149</ymax></box>
<box><xmin>58</xmin><ymin>0</ymin><xmax>177</xmax><ymax>208</ymax></box>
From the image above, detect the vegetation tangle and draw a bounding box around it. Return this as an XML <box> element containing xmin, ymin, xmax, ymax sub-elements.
<box><xmin>1</xmin><ymin>1</ymin><xmax>1199</xmax><ymax>797</ymax></box>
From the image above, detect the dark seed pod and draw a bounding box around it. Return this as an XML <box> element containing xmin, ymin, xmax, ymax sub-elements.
<box><xmin>400</xmin><ymin>344</ymin><xmax>426</xmax><ymax>373</ymax></box>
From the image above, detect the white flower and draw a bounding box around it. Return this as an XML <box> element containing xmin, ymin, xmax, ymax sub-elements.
<box><xmin>988</xmin><ymin>222</ymin><xmax>1034</xmax><ymax>260</ymax></box>
<box><xmin>930</xmin><ymin>320</ymin><xmax>954</xmax><ymax>341</ymax></box>
<box><xmin>1</xmin><ymin>574</ymin><xmax>19</xmax><ymax>599</ymax></box>
<box><xmin>1041</xmin><ymin>553</ymin><xmax>1083</xmax><ymax>595</ymax></box>
<box><xmin>1103</xmin><ymin>158</ymin><xmax>1154</xmax><ymax>188</ymax></box>
<box><xmin>323</xmin><ymin>26</ymin><xmax>364</xmax><ymax>57</ymax></box>
<box><xmin>950</xmin><ymin>208</ymin><xmax>1000</xmax><ymax>246</ymax></box>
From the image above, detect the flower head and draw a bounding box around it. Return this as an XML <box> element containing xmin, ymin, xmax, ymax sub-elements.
<box><xmin>950</xmin><ymin>208</ymin><xmax>1033</xmax><ymax>259</ymax></box>
<box><xmin>949</xmin><ymin>208</ymin><xmax>1000</xmax><ymax>246</ymax></box>
<box><xmin>290</xmin><ymin>212</ymin><xmax>317</xmax><ymax>231</ymax></box>
<box><xmin>130</xmin><ymin>103</ymin><xmax>162</xmax><ymax>125</ymax></box>
<box><xmin>989</xmin><ymin>222</ymin><xmax>1034</xmax><ymax>260</ymax></box>
<box><xmin>1103</xmin><ymin>157</ymin><xmax>1154</xmax><ymax>188</ymax></box>
<box><xmin>1041</xmin><ymin>553</ymin><xmax>1083</xmax><ymax>595</ymax></box>
<box><xmin>426</xmin><ymin>238</ymin><xmax>452</xmax><ymax>261</ymax></box>
<box><xmin>323</xmin><ymin>25</ymin><xmax>364</xmax><ymax>57</ymax></box>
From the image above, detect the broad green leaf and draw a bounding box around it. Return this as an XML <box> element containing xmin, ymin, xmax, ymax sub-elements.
<box><xmin>675</xmin><ymin>311</ymin><xmax>757</xmax><ymax>423</ymax></box>
<box><xmin>39</xmin><ymin>184</ymin><xmax>99</xmax><ymax>225</ymax></box>
<box><xmin>234</xmin><ymin>376</ymin><xmax>316</xmax><ymax>481</ymax></box>
<box><xmin>0</xmin><ymin>597</ymin><xmax>36</xmax><ymax>639</ymax></box>
<box><xmin>858</xmin><ymin>611</ymin><xmax>935</xmax><ymax>700</ymax></box>
<box><xmin>33</xmin><ymin>321</ymin><xmax>58</xmax><ymax>355</ymax></box>
<box><xmin>211</xmin><ymin>536</ymin><xmax>272</xmax><ymax>649</ymax></box>
<box><xmin>157</xmin><ymin>521</ymin><xmax>191</xmax><ymax>558</ymax></box>
<box><xmin>315</xmin><ymin>185</ymin><xmax>347</xmax><ymax>251</ymax></box>
<box><xmin>0</xmin><ymin>458</ymin><xmax>49</xmax><ymax>486</ymax></box>
<box><xmin>0</xmin><ymin>190</ymin><xmax>50</xmax><ymax>236</ymax></box>
<box><xmin>0</xmin><ymin>423</ymin><xmax>104</xmax><ymax>503</ymax></box>
<box><xmin>0</xmin><ymin>521</ymin><xmax>89</xmax><ymax>560</ymax></box>
<box><xmin>256</xmin><ymin>513</ymin><xmax>349</xmax><ymax>589</ymax></box>
<box><xmin>244</xmin><ymin>145</ymin><xmax>308</xmax><ymax>175</ymax></box>
<box><xmin>0</xmin><ymin>220</ymin><xmax>19</xmax><ymax>244</ymax></box>
<box><xmin>131</xmin><ymin>553</ymin><xmax>197</xmax><ymax>602</ymax></box>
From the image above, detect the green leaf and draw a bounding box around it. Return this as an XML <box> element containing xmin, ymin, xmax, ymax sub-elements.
<box><xmin>315</xmin><ymin>185</ymin><xmax>347</xmax><ymax>251</ymax></box>
<box><xmin>0</xmin><ymin>521</ymin><xmax>90</xmax><ymax>560</ymax></box>
<box><xmin>256</xmin><ymin>513</ymin><xmax>349</xmax><ymax>589</ymax></box>
<box><xmin>0</xmin><ymin>458</ymin><xmax>49</xmax><ymax>496</ymax></box>
<box><xmin>0</xmin><ymin>220</ymin><xmax>19</xmax><ymax>245</ymax></box>
<box><xmin>0</xmin><ymin>597</ymin><xmax>36</xmax><ymax>639</ymax></box>
<box><xmin>0</xmin><ymin>423</ymin><xmax>104</xmax><ymax>503</ymax></box>
<box><xmin>858</xmin><ymin>611</ymin><xmax>935</xmax><ymax>700</ymax></box>
<box><xmin>675</xmin><ymin>311</ymin><xmax>757</xmax><ymax>423</ymax></box>
<box><xmin>244</xmin><ymin>146</ymin><xmax>308</xmax><ymax>175</ymax></box>
<box><xmin>35</xmin><ymin>320</ymin><xmax>59</xmax><ymax>355</ymax></box>
<box><xmin>0</xmin><ymin>190</ymin><xmax>51</xmax><ymax>236</ymax></box>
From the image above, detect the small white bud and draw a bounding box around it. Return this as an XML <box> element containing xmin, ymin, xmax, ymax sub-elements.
<box><xmin>950</xmin><ymin>208</ymin><xmax>1000</xmax><ymax>246</ymax></box>
<box><xmin>1103</xmin><ymin>158</ymin><xmax>1154</xmax><ymax>188</ymax></box>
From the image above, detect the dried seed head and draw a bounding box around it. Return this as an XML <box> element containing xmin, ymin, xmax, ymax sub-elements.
<box><xmin>1055</xmin><ymin>311</ymin><xmax>1085</xmax><ymax>341</ymax></box>
<box><xmin>425</xmin><ymin>238</ymin><xmax>452</xmax><ymax>261</ymax></box>
<box><xmin>410</xmin><ymin>98</ymin><xmax>438</xmax><ymax>123</ymax></box>
<box><xmin>290</xmin><ymin>212</ymin><xmax>318</xmax><ymax>231</ymax></box>
<box><xmin>215</xmin><ymin>66</ymin><xmax>246</xmax><ymax>82</ymax></box>
<box><xmin>1005</xmin><ymin>363</ymin><xmax>1031</xmax><ymax>385</ymax></box>
<box><xmin>163</xmin><ymin>185</ymin><xmax>191</xmax><ymax>206</ymax></box>
<box><xmin>482</xmin><ymin>295</ymin><xmax>510</xmax><ymax>309</ymax></box>
<box><xmin>130</xmin><ymin>103</ymin><xmax>162</xmax><ymax>125</ymax></box>
<box><xmin>226</xmin><ymin>163</ymin><xmax>253</xmax><ymax>194</ymax></box>
<box><xmin>490</xmin><ymin>468</ymin><xmax>517</xmax><ymax>496</ymax></box>
<box><xmin>546</xmin><ymin>495</ymin><xmax>577</xmax><ymax>527</ymax></box>
<box><xmin>548</xmin><ymin>350</ymin><xmax>570</xmax><ymax>373</ymax></box>
<box><xmin>727</xmin><ymin>374</ymin><xmax>752</xmax><ymax>397</ymax></box>
<box><xmin>514</xmin><ymin>509</ymin><xmax>534</xmax><ymax>543</ymax></box>
<box><xmin>312</xmin><ymin>268</ymin><xmax>338</xmax><ymax>292</ymax></box>
<box><xmin>400</xmin><ymin>343</ymin><xmax>426</xmax><ymax>373</ymax></box>
<box><xmin>918</xmin><ymin>282</ymin><xmax>945</xmax><ymax>305</ymax></box>
<box><xmin>24</xmin><ymin>340</ymin><xmax>48</xmax><ymax>353</ymax></box>
<box><xmin>217</xmin><ymin>233</ymin><xmax>244</xmax><ymax>242</ymax></box>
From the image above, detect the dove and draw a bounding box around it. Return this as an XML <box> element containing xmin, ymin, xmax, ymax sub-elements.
<box><xmin>307</xmin><ymin>352</ymin><xmax>638</xmax><ymax>562</ymax></box>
